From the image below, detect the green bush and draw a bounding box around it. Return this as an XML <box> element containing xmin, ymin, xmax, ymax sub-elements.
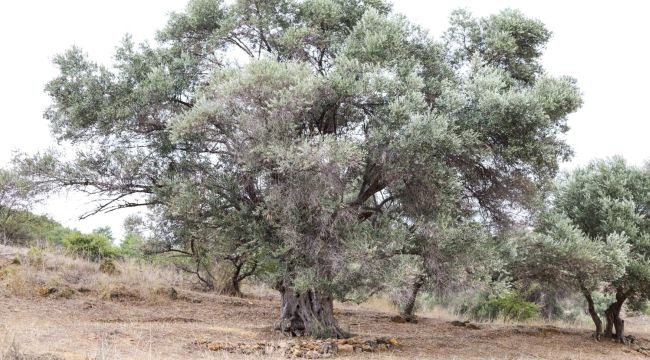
<box><xmin>591</xmin><ymin>291</ymin><xmax>616</xmax><ymax>315</ymax></box>
<box><xmin>63</xmin><ymin>232</ymin><xmax>118</xmax><ymax>261</ymax></box>
<box><xmin>1</xmin><ymin>210</ymin><xmax>75</xmax><ymax>246</ymax></box>
<box><xmin>634</xmin><ymin>300</ymin><xmax>650</xmax><ymax>315</ymax></box>
<box><xmin>119</xmin><ymin>233</ymin><xmax>145</xmax><ymax>258</ymax></box>
<box><xmin>465</xmin><ymin>291</ymin><xmax>540</xmax><ymax>322</ymax></box>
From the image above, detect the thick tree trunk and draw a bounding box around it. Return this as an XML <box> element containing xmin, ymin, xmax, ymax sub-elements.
<box><xmin>604</xmin><ymin>296</ymin><xmax>627</xmax><ymax>343</ymax></box>
<box><xmin>400</xmin><ymin>274</ymin><xmax>425</xmax><ymax>323</ymax></box>
<box><xmin>229</xmin><ymin>275</ymin><xmax>242</xmax><ymax>297</ymax></box>
<box><xmin>219</xmin><ymin>279</ymin><xmax>240</xmax><ymax>297</ymax></box>
<box><xmin>581</xmin><ymin>287</ymin><xmax>602</xmax><ymax>340</ymax></box>
<box><xmin>275</xmin><ymin>284</ymin><xmax>347</xmax><ymax>339</ymax></box>
<box><xmin>224</xmin><ymin>256</ymin><xmax>256</xmax><ymax>298</ymax></box>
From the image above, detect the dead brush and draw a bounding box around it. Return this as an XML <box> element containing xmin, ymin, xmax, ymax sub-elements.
<box><xmin>0</xmin><ymin>244</ymin><xmax>193</xmax><ymax>303</ymax></box>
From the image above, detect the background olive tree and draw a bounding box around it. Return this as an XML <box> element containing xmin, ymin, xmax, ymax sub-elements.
<box><xmin>0</xmin><ymin>168</ymin><xmax>43</xmax><ymax>245</ymax></box>
<box><xmin>546</xmin><ymin>158</ymin><xmax>649</xmax><ymax>342</ymax></box>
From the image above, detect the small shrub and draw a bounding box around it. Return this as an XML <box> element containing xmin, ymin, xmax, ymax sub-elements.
<box><xmin>119</xmin><ymin>233</ymin><xmax>145</xmax><ymax>258</ymax></box>
<box><xmin>99</xmin><ymin>259</ymin><xmax>120</xmax><ymax>275</ymax></box>
<box><xmin>101</xmin><ymin>284</ymin><xmax>142</xmax><ymax>302</ymax></box>
<box><xmin>153</xmin><ymin>286</ymin><xmax>178</xmax><ymax>300</ymax></box>
<box><xmin>38</xmin><ymin>285</ymin><xmax>76</xmax><ymax>299</ymax></box>
<box><xmin>465</xmin><ymin>291</ymin><xmax>540</xmax><ymax>322</ymax></box>
<box><xmin>25</xmin><ymin>246</ymin><xmax>43</xmax><ymax>266</ymax></box>
<box><xmin>63</xmin><ymin>232</ymin><xmax>118</xmax><ymax>261</ymax></box>
<box><xmin>0</xmin><ymin>265</ymin><xmax>17</xmax><ymax>280</ymax></box>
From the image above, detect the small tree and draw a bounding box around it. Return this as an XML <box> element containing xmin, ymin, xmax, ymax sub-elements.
<box><xmin>144</xmin><ymin>178</ymin><xmax>272</xmax><ymax>296</ymax></box>
<box><xmin>388</xmin><ymin>219</ymin><xmax>497</xmax><ymax>322</ymax></box>
<box><xmin>119</xmin><ymin>215</ymin><xmax>146</xmax><ymax>258</ymax></box>
<box><xmin>554</xmin><ymin>158</ymin><xmax>650</xmax><ymax>342</ymax></box>
<box><xmin>508</xmin><ymin>213</ymin><xmax>629</xmax><ymax>338</ymax></box>
<box><xmin>0</xmin><ymin>168</ymin><xmax>40</xmax><ymax>244</ymax></box>
<box><xmin>93</xmin><ymin>226</ymin><xmax>115</xmax><ymax>242</ymax></box>
<box><xmin>517</xmin><ymin>158</ymin><xmax>649</xmax><ymax>342</ymax></box>
<box><xmin>120</xmin><ymin>232</ymin><xmax>146</xmax><ymax>258</ymax></box>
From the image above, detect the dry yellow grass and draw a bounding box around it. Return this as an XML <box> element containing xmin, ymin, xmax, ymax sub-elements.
<box><xmin>0</xmin><ymin>244</ymin><xmax>192</xmax><ymax>303</ymax></box>
<box><xmin>2</xmin><ymin>244</ymin><xmax>650</xmax><ymax>360</ymax></box>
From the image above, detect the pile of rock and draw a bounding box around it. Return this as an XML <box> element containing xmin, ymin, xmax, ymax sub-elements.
<box><xmin>194</xmin><ymin>336</ymin><xmax>400</xmax><ymax>358</ymax></box>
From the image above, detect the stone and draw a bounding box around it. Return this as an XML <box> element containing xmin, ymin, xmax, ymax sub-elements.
<box><xmin>304</xmin><ymin>350</ymin><xmax>320</xmax><ymax>359</ymax></box>
<box><xmin>207</xmin><ymin>342</ymin><xmax>226</xmax><ymax>351</ymax></box>
<box><xmin>338</xmin><ymin>344</ymin><xmax>354</xmax><ymax>353</ymax></box>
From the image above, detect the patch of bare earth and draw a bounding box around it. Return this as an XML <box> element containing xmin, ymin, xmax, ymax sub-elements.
<box><xmin>2</xmin><ymin>246</ymin><xmax>650</xmax><ymax>359</ymax></box>
<box><xmin>4</xmin><ymin>294</ymin><xmax>650</xmax><ymax>359</ymax></box>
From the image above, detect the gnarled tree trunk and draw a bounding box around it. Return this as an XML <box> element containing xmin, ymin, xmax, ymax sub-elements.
<box><xmin>223</xmin><ymin>255</ymin><xmax>257</xmax><ymax>298</ymax></box>
<box><xmin>275</xmin><ymin>283</ymin><xmax>347</xmax><ymax>339</ymax></box>
<box><xmin>399</xmin><ymin>274</ymin><xmax>425</xmax><ymax>323</ymax></box>
<box><xmin>604</xmin><ymin>290</ymin><xmax>628</xmax><ymax>343</ymax></box>
<box><xmin>581</xmin><ymin>287</ymin><xmax>602</xmax><ymax>340</ymax></box>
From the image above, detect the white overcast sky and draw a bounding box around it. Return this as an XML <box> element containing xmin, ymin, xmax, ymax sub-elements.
<box><xmin>0</xmin><ymin>0</ymin><xmax>648</xmax><ymax>239</ymax></box>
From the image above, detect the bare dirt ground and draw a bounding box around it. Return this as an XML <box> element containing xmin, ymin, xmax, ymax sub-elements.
<box><xmin>2</xmin><ymin>245</ymin><xmax>650</xmax><ymax>359</ymax></box>
<box><xmin>2</xmin><ymin>289</ymin><xmax>650</xmax><ymax>360</ymax></box>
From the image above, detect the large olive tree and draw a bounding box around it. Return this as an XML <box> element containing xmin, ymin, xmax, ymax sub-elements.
<box><xmin>21</xmin><ymin>0</ymin><xmax>581</xmax><ymax>337</ymax></box>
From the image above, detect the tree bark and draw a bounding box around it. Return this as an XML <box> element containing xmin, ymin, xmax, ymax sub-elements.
<box><xmin>604</xmin><ymin>289</ymin><xmax>628</xmax><ymax>343</ymax></box>
<box><xmin>224</xmin><ymin>256</ymin><xmax>257</xmax><ymax>298</ymax></box>
<box><xmin>400</xmin><ymin>274</ymin><xmax>425</xmax><ymax>322</ymax></box>
<box><xmin>581</xmin><ymin>287</ymin><xmax>602</xmax><ymax>340</ymax></box>
<box><xmin>275</xmin><ymin>283</ymin><xmax>347</xmax><ymax>339</ymax></box>
<box><xmin>219</xmin><ymin>279</ymin><xmax>239</xmax><ymax>297</ymax></box>
<box><xmin>229</xmin><ymin>269</ymin><xmax>242</xmax><ymax>297</ymax></box>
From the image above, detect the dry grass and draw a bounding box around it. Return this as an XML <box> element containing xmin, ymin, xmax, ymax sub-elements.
<box><xmin>2</xmin><ymin>244</ymin><xmax>650</xmax><ymax>359</ymax></box>
<box><xmin>0</xmin><ymin>337</ymin><xmax>64</xmax><ymax>360</ymax></box>
<box><xmin>0</xmin><ymin>244</ymin><xmax>191</xmax><ymax>303</ymax></box>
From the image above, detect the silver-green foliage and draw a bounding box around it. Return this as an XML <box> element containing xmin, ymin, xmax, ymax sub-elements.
<box><xmin>552</xmin><ymin>158</ymin><xmax>650</xmax><ymax>299</ymax></box>
<box><xmin>509</xmin><ymin>158</ymin><xmax>649</xmax><ymax>338</ymax></box>
<box><xmin>0</xmin><ymin>168</ymin><xmax>44</xmax><ymax>243</ymax></box>
<box><xmin>509</xmin><ymin>213</ymin><xmax>629</xmax><ymax>292</ymax></box>
<box><xmin>21</xmin><ymin>1</ymin><xmax>582</xmax><ymax>312</ymax></box>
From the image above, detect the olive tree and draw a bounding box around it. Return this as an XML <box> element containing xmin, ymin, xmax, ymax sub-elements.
<box><xmin>508</xmin><ymin>213</ymin><xmax>629</xmax><ymax>339</ymax></box>
<box><xmin>386</xmin><ymin>219</ymin><xmax>497</xmax><ymax>322</ymax></box>
<box><xmin>0</xmin><ymin>168</ymin><xmax>41</xmax><ymax>244</ymax></box>
<box><xmin>548</xmin><ymin>158</ymin><xmax>650</xmax><ymax>342</ymax></box>
<box><xmin>21</xmin><ymin>0</ymin><xmax>581</xmax><ymax>338</ymax></box>
<box><xmin>168</xmin><ymin>3</ymin><xmax>581</xmax><ymax>337</ymax></box>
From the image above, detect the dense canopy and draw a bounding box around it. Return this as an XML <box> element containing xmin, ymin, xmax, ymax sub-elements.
<box><xmin>18</xmin><ymin>0</ymin><xmax>583</xmax><ymax>337</ymax></box>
